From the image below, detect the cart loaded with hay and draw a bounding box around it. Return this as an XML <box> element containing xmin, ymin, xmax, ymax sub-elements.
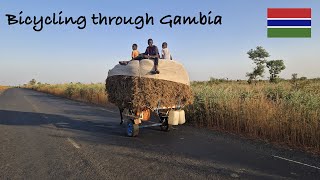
<box><xmin>106</xmin><ymin>59</ymin><xmax>193</xmax><ymax>136</ymax></box>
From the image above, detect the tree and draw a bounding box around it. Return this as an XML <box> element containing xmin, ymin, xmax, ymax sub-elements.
<box><xmin>246</xmin><ymin>46</ymin><xmax>270</xmax><ymax>83</ymax></box>
<box><xmin>266</xmin><ymin>60</ymin><xmax>286</xmax><ymax>83</ymax></box>
<box><xmin>290</xmin><ymin>73</ymin><xmax>298</xmax><ymax>89</ymax></box>
<box><xmin>291</xmin><ymin>73</ymin><xmax>298</xmax><ymax>81</ymax></box>
<box><xmin>300</xmin><ymin>76</ymin><xmax>307</xmax><ymax>80</ymax></box>
<box><xmin>29</xmin><ymin>79</ymin><xmax>36</xmax><ymax>86</ymax></box>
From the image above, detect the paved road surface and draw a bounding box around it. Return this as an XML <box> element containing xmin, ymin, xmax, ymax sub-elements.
<box><xmin>0</xmin><ymin>88</ymin><xmax>319</xmax><ymax>179</ymax></box>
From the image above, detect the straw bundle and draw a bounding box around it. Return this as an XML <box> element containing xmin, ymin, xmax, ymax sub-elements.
<box><xmin>106</xmin><ymin>75</ymin><xmax>193</xmax><ymax>110</ymax></box>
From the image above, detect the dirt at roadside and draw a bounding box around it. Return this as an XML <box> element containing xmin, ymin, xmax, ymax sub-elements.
<box><xmin>0</xmin><ymin>86</ymin><xmax>9</xmax><ymax>95</ymax></box>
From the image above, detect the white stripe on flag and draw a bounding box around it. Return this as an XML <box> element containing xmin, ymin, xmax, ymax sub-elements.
<box><xmin>267</xmin><ymin>18</ymin><xmax>311</xmax><ymax>20</ymax></box>
<box><xmin>267</xmin><ymin>26</ymin><xmax>311</xmax><ymax>28</ymax></box>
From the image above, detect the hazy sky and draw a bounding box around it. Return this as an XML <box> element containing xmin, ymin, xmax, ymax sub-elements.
<box><xmin>0</xmin><ymin>0</ymin><xmax>319</xmax><ymax>85</ymax></box>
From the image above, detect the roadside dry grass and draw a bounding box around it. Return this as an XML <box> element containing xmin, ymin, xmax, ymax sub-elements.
<box><xmin>28</xmin><ymin>83</ymin><xmax>107</xmax><ymax>106</ymax></box>
<box><xmin>186</xmin><ymin>79</ymin><xmax>320</xmax><ymax>154</ymax></box>
<box><xmin>0</xmin><ymin>86</ymin><xmax>9</xmax><ymax>94</ymax></box>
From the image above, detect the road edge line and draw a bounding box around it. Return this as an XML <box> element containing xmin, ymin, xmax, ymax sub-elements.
<box><xmin>67</xmin><ymin>138</ymin><xmax>81</xmax><ymax>149</ymax></box>
<box><xmin>272</xmin><ymin>155</ymin><xmax>320</xmax><ymax>170</ymax></box>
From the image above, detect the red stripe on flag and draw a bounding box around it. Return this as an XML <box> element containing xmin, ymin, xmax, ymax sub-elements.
<box><xmin>268</xmin><ymin>8</ymin><xmax>311</xmax><ymax>18</ymax></box>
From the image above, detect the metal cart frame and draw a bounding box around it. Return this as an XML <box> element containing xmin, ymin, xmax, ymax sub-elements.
<box><xmin>122</xmin><ymin>100</ymin><xmax>183</xmax><ymax>137</ymax></box>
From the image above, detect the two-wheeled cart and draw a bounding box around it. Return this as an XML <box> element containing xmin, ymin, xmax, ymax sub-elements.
<box><xmin>121</xmin><ymin>100</ymin><xmax>183</xmax><ymax>137</ymax></box>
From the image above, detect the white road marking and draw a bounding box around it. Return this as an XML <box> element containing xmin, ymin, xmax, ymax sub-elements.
<box><xmin>272</xmin><ymin>155</ymin><xmax>320</xmax><ymax>170</ymax></box>
<box><xmin>24</xmin><ymin>96</ymin><xmax>51</xmax><ymax>122</ymax></box>
<box><xmin>24</xmin><ymin>96</ymin><xmax>40</xmax><ymax>112</ymax></box>
<box><xmin>99</xmin><ymin>108</ymin><xmax>117</xmax><ymax>113</ymax></box>
<box><xmin>32</xmin><ymin>104</ymin><xmax>40</xmax><ymax>112</ymax></box>
<box><xmin>67</xmin><ymin>138</ymin><xmax>80</xmax><ymax>149</ymax></box>
<box><xmin>230</xmin><ymin>173</ymin><xmax>240</xmax><ymax>178</ymax></box>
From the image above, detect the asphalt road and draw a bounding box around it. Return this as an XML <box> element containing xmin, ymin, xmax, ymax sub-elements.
<box><xmin>0</xmin><ymin>88</ymin><xmax>319</xmax><ymax>179</ymax></box>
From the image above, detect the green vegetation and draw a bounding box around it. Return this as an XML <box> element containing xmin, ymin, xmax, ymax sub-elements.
<box><xmin>266</xmin><ymin>60</ymin><xmax>286</xmax><ymax>83</ymax></box>
<box><xmin>246</xmin><ymin>46</ymin><xmax>270</xmax><ymax>84</ymax></box>
<box><xmin>247</xmin><ymin>46</ymin><xmax>286</xmax><ymax>84</ymax></box>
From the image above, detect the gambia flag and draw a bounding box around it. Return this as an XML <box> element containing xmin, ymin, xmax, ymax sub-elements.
<box><xmin>267</xmin><ymin>8</ymin><xmax>311</xmax><ymax>38</ymax></box>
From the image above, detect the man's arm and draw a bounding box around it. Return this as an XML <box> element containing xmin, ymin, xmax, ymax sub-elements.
<box><xmin>143</xmin><ymin>48</ymin><xmax>149</xmax><ymax>59</ymax></box>
<box><xmin>161</xmin><ymin>49</ymin><xmax>164</xmax><ymax>59</ymax></box>
<box><xmin>155</xmin><ymin>46</ymin><xmax>160</xmax><ymax>58</ymax></box>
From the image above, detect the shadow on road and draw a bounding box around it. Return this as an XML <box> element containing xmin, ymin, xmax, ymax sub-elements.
<box><xmin>27</xmin><ymin>92</ymin><xmax>120</xmax><ymax>118</ymax></box>
<box><xmin>0</xmin><ymin>109</ymin><xmax>123</xmax><ymax>136</ymax></box>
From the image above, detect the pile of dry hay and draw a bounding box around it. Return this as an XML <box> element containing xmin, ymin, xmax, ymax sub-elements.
<box><xmin>106</xmin><ymin>75</ymin><xmax>193</xmax><ymax>111</ymax></box>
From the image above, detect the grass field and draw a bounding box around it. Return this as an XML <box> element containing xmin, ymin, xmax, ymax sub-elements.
<box><xmin>27</xmin><ymin>79</ymin><xmax>320</xmax><ymax>153</ymax></box>
<box><xmin>28</xmin><ymin>83</ymin><xmax>108</xmax><ymax>106</ymax></box>
<box><xmin>187</xmin><ymin>79</ymin><xmax>320</xmax><ymax>153</ymax></box>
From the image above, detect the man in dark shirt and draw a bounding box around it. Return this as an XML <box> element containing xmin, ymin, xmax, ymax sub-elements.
<box><xmin>144</xmin><ymin>38</ymin><xmax>160</xmax><ymax>74</ymax></box>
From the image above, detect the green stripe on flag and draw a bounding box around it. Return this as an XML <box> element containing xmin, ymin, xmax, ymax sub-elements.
<box><xmin>268</xmin><ymin>28</ymin><xmax>311</xmax><ymax>38</ymax></box>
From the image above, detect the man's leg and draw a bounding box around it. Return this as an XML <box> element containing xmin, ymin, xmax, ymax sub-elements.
<box><xmin>119</xmin><ymin>107</ymin><xmax>124</xmax><ymax>125</ymax></box>
<box><xmin>119</xmin><ymin>61</ymin><xmax>129</xmax><ymax>65</ymax></box>
<box><xmin>133</xmin><ymin>54</ymin><xmax>144</xmax><ymax>60</ymax></box>
<box><xmin>154</xmin><ymin>57</ymin><xmax>159</xmax><ymax>74</ymax></box>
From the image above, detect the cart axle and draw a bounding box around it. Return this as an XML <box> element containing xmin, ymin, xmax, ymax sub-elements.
<box><xmin>139</xmin><ymin>123</ymin><xmax>163</xmax><ymax>129</ymax></box>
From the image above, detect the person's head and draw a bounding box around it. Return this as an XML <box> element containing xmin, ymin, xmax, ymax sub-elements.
<box><xmin>162</xmin><ymin>42</ymin><xmax>167</xmax><ymax>49</ymax></box>
<box><xmin>147</xmin><ymin>39</ymin><xmax>153</xmax><ymax>47</ymax></box>
<box><xmin>132</xmin><ymin>44</ymin><xmax>138</xmax><ymax>50</ymax></box>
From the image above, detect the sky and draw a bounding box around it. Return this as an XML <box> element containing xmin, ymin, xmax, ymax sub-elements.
<box><xmin>0</xmin><ymin>0</ymin><xmax>319</xmax><ymax>85</ymax></box>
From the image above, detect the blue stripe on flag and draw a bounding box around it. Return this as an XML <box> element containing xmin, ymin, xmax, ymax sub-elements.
<box><xmin>267</xmin><ymin>20</ymin><xmax>311</xmax><ymax>26</ymax></box>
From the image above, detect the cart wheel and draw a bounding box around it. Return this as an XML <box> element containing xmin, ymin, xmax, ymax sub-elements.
<box><xmin>126</xmin><ymin>120</ymin><xmax>139</xmax><ymax>137</ymax></box>
<box><xmin>160</xmin><ymin>117</ymin><xmax>172</xmax><ymax>132</ymax></box>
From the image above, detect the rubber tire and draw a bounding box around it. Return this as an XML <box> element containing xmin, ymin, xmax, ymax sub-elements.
<box><xmin>160</xmin><ymin>117</ymin><xmax>172</xmax><ymax>132</ymax></box>
<box><xmin>126</xmin><ymin>120</ymin><xmax>139</xmax><ymax>137</ymax></box>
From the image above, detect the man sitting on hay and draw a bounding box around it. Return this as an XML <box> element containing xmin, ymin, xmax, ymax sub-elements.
<box><xmin>119</xmin><ymin>38</ymin><xmax>161</xmax><ymax>74</ymax></box>
<box><xmin>143</xmin><ymin>38</ymin><xmax>160</xmax><ymax>74</ymax></box>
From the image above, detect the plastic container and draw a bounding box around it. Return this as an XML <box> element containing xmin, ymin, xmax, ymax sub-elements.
<box><xmin>168</xmin><ymin>110</ymin><xmax>179</xmax><ymax>125</ymax></box>
<box><xmin>141</xmin><ymin>109</ymin><xmax>151</xmax><ymax>121</ymax></box>
<box><xmin>178</xmin><ymin>110</ymin><xmax>186</xmax><ymax>124</ymax></box>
